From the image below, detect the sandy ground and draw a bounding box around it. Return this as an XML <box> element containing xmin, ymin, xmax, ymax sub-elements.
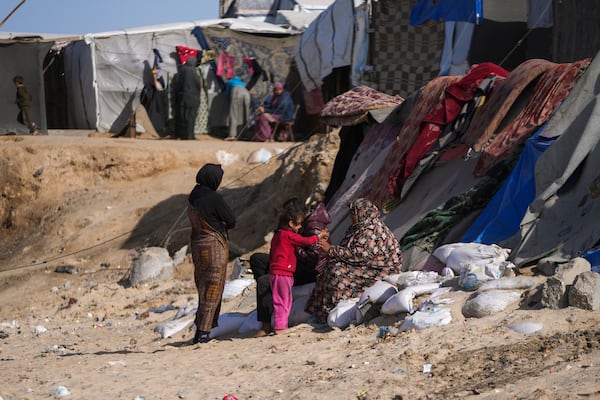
<box><xmin>0</xmin><ymin>132</ymin><xmax>599</xmax><ymax>400</ymax></box>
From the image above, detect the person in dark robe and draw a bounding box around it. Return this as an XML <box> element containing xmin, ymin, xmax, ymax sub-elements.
<box><xmin>174</xmin><ymin>56</ymin><xmax>201</xmax><ymax>140</ymax></box>
<box><xmin>187</xmin><ymin>163</ymin><xmax>236</xmax><ymax>344</ymax></box>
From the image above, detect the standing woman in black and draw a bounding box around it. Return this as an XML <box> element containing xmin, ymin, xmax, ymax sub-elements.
<box><xmin>187</xmin><ymin>164</ymin><xmax>236</xmax><ymax>344</ymax></box>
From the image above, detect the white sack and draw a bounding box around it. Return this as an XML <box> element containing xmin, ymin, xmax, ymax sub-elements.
<box><xmin>394</xmin><ymin>271</ymin><xmax>444</xmax><ymax>289</ymax></box>
<box><xmin>434</xmin><ymin>242</ymin><xmax>510</xmax><ymax>273</ymax></box>
<box><xmin>458</xmin><ymin>260</ymin><xmax>514</xmax><ymax>290</ymax></box>
<box><xmin>462</xmin><ymin>290</ymin><xmax>522</xmax><ymax>318</ymax></box>
<box><xmin>209</xmin><ymin>313</ymin><xmax>248</xmax><ymax>339</ymax></box>
<box><xmin>154</xmin><ymin>317</ymin><xmax>193</xmax><ymax>339</ymax></box>
<box><xmin>246</xmin><ymin>148</ymin><xmax>272</xmax><ymax>164</ymax></box>
<box><xmin>381</xmin><ymin>283</ymin><xmax>441</xmax><ymax>315</ymax></box>
<box><xmin>327</xmin><ymin>298</ymin><xmax>363</xmax><ymax>329</ymax></box>
<box><xmin>292</xmin><ymin>282</ymin><xmax>315</xmax><ymax>298</ymax></box>
<box><xmin>359</xmin><ymin>280</ymin><xmax>398</xmax><ymax>305</ymax></box>
<box><xmin>238</xmin><ymin>310</ymin><xmax>263</xmax><ymax>334</ymax></box>
<box><xmin>432</xmin><ymin>243</ymin><xmax>463</xmax><ymax>264</ymax></box>
<box><xmin>398</xmin><ymin>307</ymin><xmax>452</xmax><ymax>331</ymax></box>
<box><xmin>222</xmin><ymin>279</ymin><xmax>253</xmax><ymax>300</ymax></box>
<box><xmin>289</xmin><ymin>295</ymin><xmax>312</xmax><ymax>325</ymax></box>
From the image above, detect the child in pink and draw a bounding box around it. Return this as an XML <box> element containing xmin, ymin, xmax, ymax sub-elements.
<box><xmin>269</xmin><ymin>207</ymin><xmax>327</xmax><ymax>334</ymax></box>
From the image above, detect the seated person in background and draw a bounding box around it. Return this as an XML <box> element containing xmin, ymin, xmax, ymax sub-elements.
<box><xmin>250</xmin><ymin>198</ymin><xmax>331</xmax><ymax>336</ymax></box>
<box><xmin>254</xmin><ymin>81</ymin><xmax>296</xmax><ymax>142</ymax></box>
<box><xmin>224</xmin><ymin>76</ymin><xmax>251</xmax><ymax>141</ymax></box>
<box><xmin>305</xmin><ymin>198</ymin><xmax>403</xmax><ymax>324</ymax></box>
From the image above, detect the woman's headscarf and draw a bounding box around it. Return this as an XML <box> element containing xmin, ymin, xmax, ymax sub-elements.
<box><xmin>349</xmin><ymin>198</ymin><xmax>380</xmax><ymax>226</ymax></box>
<box><xmin>195</xmin><ymin>163</ymin><xmax>223</xmax><ymax>191</ymax></box>
<box><xmin>335</xmin><ymin>197</ymin><xmax>402</xmax><ymax>268</ymax></box>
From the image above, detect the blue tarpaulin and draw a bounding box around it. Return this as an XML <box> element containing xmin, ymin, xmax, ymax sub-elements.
<box><xmin>461</xmin><ymin>125</ymin><xmax>555</xmax><ymax>245</ymax></box>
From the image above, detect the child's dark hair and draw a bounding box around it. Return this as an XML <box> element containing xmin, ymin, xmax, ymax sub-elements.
<box><xmin>13</xmin><ymin>75</ymin><xmax>24</xmax><ymax>84</ymax></box>
<box><xmin>277</xmin><ymin>206</ymin><xmax>304</xmax><ymax>230</ymax></box>
<box><xmin>282</xmin><ymin>197</ymin><xmax>304</xmax><ymax>215</ymax></box>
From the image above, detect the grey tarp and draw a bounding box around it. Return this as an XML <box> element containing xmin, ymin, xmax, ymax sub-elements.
<box><xmin>505</xmin><ymin>51</ymin><xmax>600</xmax><ymax>266</ymax></box>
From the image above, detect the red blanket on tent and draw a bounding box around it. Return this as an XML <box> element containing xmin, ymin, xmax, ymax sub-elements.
<box><xmin>473</xmin><ymin>58</ymin><xmax>591</xmax><ymax>177</ymax></box>
<box><xmin>397</xmin><ymin>62</ymin><xmax>509</xmax><ymax>196</ymax></box>
<box><xmin>362</xmin><ymin>76</ymin><xmax>459</xmax><ymax>209</ymax></box>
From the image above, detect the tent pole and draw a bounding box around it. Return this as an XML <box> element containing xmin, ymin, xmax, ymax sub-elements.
<box><xmin>0</xmin><ymin>0</ymin><xmax>26</xmax><ymax>29</ymax></box>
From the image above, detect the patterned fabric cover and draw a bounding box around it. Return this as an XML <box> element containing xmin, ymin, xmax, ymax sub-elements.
<box><xmin>320</xmin><ymin>85</ymin><xmax>404</xmax><ymax>126</ymax></box>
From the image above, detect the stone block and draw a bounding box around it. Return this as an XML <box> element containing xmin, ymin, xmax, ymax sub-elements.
<box><xmin>569</xmin><ymin>271</ymin><xmax>600</xmax><ymax>311</ymax></box>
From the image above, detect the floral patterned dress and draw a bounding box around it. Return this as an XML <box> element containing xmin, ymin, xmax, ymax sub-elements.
<box><xmin>305</xmin><ymin>198</ymin><xmax>403</xmax><ymax>323</ymax></box>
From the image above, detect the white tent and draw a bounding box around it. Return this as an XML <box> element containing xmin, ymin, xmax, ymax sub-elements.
<box><xmin>64</xmin><ymin>19</ymin><xmax>295</xmax><ymax>133</ymax></box>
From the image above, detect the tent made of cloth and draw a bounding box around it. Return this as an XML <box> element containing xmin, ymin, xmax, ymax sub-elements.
<box><xmin>461</xmin><ymin>124</ymin><xmax>556</xmax><ymax>245</ymax></box>
<box><xmin>504</xmin><ymin>50</ymin><xmax>600</xmax><ymax>267</ymax></box>
<box><xmin>295</xmin><ymin>0</ymin><xmax>369</xmax><ymax>92</ymax></box>
<box><xmin>62</xmin><ymin>19</ymin><xmax>298</xmax><ymax>133</ymax></box>
<box><xmin>0</xmin><ymin>40</ymin><xmax>53</xmax><ymax>135</ymax></box>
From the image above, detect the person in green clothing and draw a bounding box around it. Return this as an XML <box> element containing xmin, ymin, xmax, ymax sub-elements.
<box><xmin>13</xmin><ymin>75</ymin><xmax>38</xmax><ymax>135</ymax></box>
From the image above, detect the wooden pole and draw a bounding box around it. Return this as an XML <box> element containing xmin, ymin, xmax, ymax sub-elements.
<box><xmin>0</xmin><ymin>0</ymin><xmax>27</xmax><ymax>29</ymax></box>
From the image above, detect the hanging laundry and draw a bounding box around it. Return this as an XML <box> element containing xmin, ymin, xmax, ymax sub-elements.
<box><xmin>245</xmin><ymin>58</ymin><xmax>265</xmax><ymax>91</ymax></box>
<box><xmin>217</xmin><ymin>53</ymin><xmax>236</xmax><ymax>79</ymax></box>
<box><xmin>200</xmin><ymin>49</ymin><xmax>216</xmax><ymax>64</ymax></box>
<box><xmin>410</xmin><ymin>0</ymin><xmax>483</xmax><ymax>25</ymax></box>
<box><xmin>152</xmin><ymin>49</ymin><xmax>166</xmax><ymax>91</ymax></box>
<box><xmin>242</xmin><ymin>57</ymin><xmax>254</xmax><ymax>75</ymax></box>
<box><xmin>176</xmin><ymin>45</ymin><xmax>199</xmax><ymax>65</ymax></box>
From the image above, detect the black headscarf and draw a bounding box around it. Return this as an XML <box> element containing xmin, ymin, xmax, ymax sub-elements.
<box><xmin>188</xmin><ymin>163</ymin><xmax>235</xmax><ymax>235</ymax></box>
<box><xmin>195</xmin><ymin>163</ymin><xmax>223</xmax><ymax>191</ymax></box>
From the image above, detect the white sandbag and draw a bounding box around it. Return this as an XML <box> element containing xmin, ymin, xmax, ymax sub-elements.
<box><xmin>292</xmin><ymin>282</ymin><xmax>315</xmax><ymax>298</ymax></box>
<box><xmin>458</xmin><ymin>260</ymin><xmax>514</xmax><ymax>290</ymax></box>
<box><xmin>381</xmin><ymin>283</ymin><xmax>441</xmax><ymax>315</ymax></box>
<box><xmin>327</xmin><ymin>298</ymin><xmax>363</xmax><ymax>329</ymax></box>
<box><xmin>238</xmin><ymin>310</ymin><xmax>263</xmax><ymax>334</ymax></box>
<box><xmin>398</xmin><ymin>307</ymin><xmax>452</xmax><ymax>332</ymax></box>
<box><xmin>432</xmin><ymin>243</ymin><xmax>463</xmax><ymax>264</ymax></box>
<box><xmin>418</xmin><ymin>287</ymin><xmax>454</xmax><ymax>309</ymax></box>
<box><xmin>507</xmin><ymin>321</ymin><xmax>544</xmax><ymax>335</ymax></box>
<box><xmin>154</xmin><ymin>317</ymin><xmax>194</xmax><ymax>338</ymax></box>
<box><xmin>358</xmin><ymin>280</ymin><xmax>398</xmax><ymax>305</ymax></box>
<box><xmin>222</xmin><ymin>279</ymin><xmax>253</xmax><ymax>300</ymax></box>
<box><xmin>462</xmin><ymin>290</ymin><xmax>522</xmax><ymax>318</ymax></box>
<box><xmin>395</xmin><ymin>271</ymin><xmax>444</xmax><ymax>289</ymax></box>
<box><xmin>443</xmin><ymin>243</ymin><xmax>511</xmax><ymax>273</ymax></box>
<box><xmin>289</xmin><ymin>295</ymin><xmax>312</xmax><ymax>325</ymax></box>
<box><xmin>246</xmin><ymin>148</ymin><xmax>272</xmax><ymax>164</ymax></box>
<box><xmin>478</xmin><ymin>276</ymin><xmax>543</xmax><ymax>291</ymax></box>
<box><xmin>209</xmin><ymin>312</ymin><xmax>248</xmax><ymax>339</ymax></box>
